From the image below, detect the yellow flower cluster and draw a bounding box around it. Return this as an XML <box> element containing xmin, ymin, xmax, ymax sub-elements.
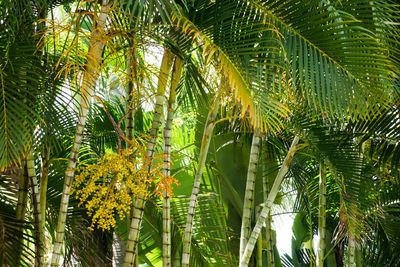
<box><xmin>70</xmin><ymin>141</ymin><xmax>178</xmax><ymax>231</ymax></box>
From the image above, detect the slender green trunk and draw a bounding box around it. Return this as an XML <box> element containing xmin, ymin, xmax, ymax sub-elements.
<box><xmin>173</xmin><ymin>249</ymin><xmax>181</xmax><ymax>267</ymax></box>
<box><xmin>50</xmin><ymin>3</ymin><xmax>110</xmax><ymax>265</ymax></box>
<box><xmin>240</xmin><ymin>136</ymin><xmax>300</xmax><ymax>266</ymax></box>
<box><xmin>39</xmin><ymin>144</ymin><xmax>50</xmax><ymax>267</ymax></box>
<box><xmin>27</xmin><ymin>150</ymin><xmax>42</xmax><ymax>266</ymax></box>
<box><xmin>262</xmin><ymin>143</ymin><xmax>275</xmax><ymax>267</ymax></box>
<box><xmin>163</xmin><ymin>57</ymin><xmax>183</xmax><ymax>267</ymax></box>
<box><xmin>15</xmin><ymin>161</ymin><xmax>29</xmax><ymax>265</ymax></box>
<box><xmin>181</xmin><ymin>98</ymin><xmax>220</xmax><ymax>267</ymax></box>
<box><xmin>265</xmin><ymin>210</ymin><xmax>274</xmax><ymax>267</ymax></box>
<box><xmin>256</xmin><ymin>207</ymin><xmax>263</xmax><ymax>267</ymax></box>
<box><xmin>123</xmin><ymin>49</ymin><xmax>174</xmax><ymax>267</ymax></box>
<box><xmin>317</xmin><ymin>162</ymin><xmax>327</xmax><ymax>267</ymax></box>
<box><xmin>240</xmin><ymin>128</ymin><xmax>261</xmax><ymax>258</ymax></box>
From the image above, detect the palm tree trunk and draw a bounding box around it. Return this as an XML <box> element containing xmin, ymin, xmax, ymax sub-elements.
<box><xmin>15</xmin><ymin>160</ymin><xmax>29</xmax><ymax>265</ymax></box>
<box><xmin>240</xmin><ymin>128</ymin><xmax>261</xmax><ymax>259</ymax></box>
<box><xmin>16</xmin><ymin>162</ymin><xmax>29</xmax><ymax>222</ymax></box>
<box><xmin>265</xmin><ymin>210</ymin><xmax>274</xmax><ymax>267</ymax></box>
<box><xmin>256</xmin><ymin>206</ymin><xmax>263</xmax><ymax>267</ymax></box>
<box><xmin>50</xmin><ymin>2</ymin><xmax>110</xmax><ymax>265</ymax></box>
<box><xmin>263</xmin><ymin>179</ymin><xmax>274</xmax><ymax>265</ymax></box>
<box><xmin>240</xmin><ymin>136</ymin><xmax>300</xmax><ymax>267</ymax></box>
<box><xmin>262</xmin><ymin>143</ymin><xmax>275</xmax><ymax>267</ymax></box>
<box><xmin>181</xmin><ymin>98</ymin><xmax>220</xmax><ymax>267</ymax></box>
<box><xmin>317</xmin><ymin>161</ymin><xmax>327</xmax><ymax>267</ymax></box>
<box><xmin>39</xmin><ymin>144</ymin><xmax>50</xmax><ymax>267</ymax></box>
<box><xmin>163</xmin><ymin>57</ymin><xmax>183</xmax><ymax>267</ymax></box>
<box><xmin>348</xmin><ymin>234</ymin><xmax>356</xmax><ymax>267</ymax></box>
<box><xmin>123</xmin><ymin>49</ymin><xmax>174</xmax><ymax>267</ymax></box>
<box><xmin>27</xmin><ymin>150</ymin><xmax>42</xmax><ymax>266</ymax></box>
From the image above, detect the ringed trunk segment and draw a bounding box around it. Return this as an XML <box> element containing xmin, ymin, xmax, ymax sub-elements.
<box><xmin>27</xmin><ymin>150</ymin><xmax>42</xmax><ymax>267</ymax></box>
<box><xmin>163</xmin><ymin>57</ymin><xmax>183</xmax><ymax>267</ymax></box>
<box><xmin>240</xmin><ymin>128</ymin><xmax>261</xmax><ymax>259</ymax></box>
<box><xmin>240</xmin><ymin>136</ymin><xmax>300</xmax><ymax>267</ymax></box>
<box><xmin>317</xmin><ymin>162</ymin><xmax>327</xmax><ymax>267</ymax></box>
<box><xmin>181</xmin><ymin>98</ymin><xmax>220</xmax><ymax>267</ymax></box>
<box><xmin>123</xmin><ymin>49</ymin><xmax>175</xmax><ymax>267</ymax></box>
<box><xmin>50</xmin><ymin>2</ymin><xmax>111</xmax><ymax>266</ymax></box>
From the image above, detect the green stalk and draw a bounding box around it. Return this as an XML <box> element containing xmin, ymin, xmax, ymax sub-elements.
<box><xmin>163</xmin><ymin>57</ymin><xmax>183</xmax><ymax>267</ymax></box>
<box><xmin>263</xmin><ymin>155</ymin><xmax>274</xmax><ymax>267</ymax></box>
<box><xmin>39</xmin><ymin>144</ymin><xmax>50</xmax><ymax>267</ymax></box>
<box><xmin>240</xmin><ymin>136</ymin><xmax>300</xmax><ymax>266</ymax></box>
<box><xmin>262</xmin><ymin>141</ymin><xmax>276</xmax><ymax>267</ymax></box>
<box><xmin>317</xmin><ymin>162</ymin><xmax>327</xmax><ymax>267</ymax></box>
<box><xmin>256</xmin><ymin>207</ymin><xmax>263</xmax><ymax>267</ymax></box>
<box><xmin>50</xmin><ymin>2</ymin><xmax>110</xmax><ymax>265</ymax></box>
<box><xmin>265</xmin><ymin>210</ymin><xmax>274</xmax><ymax>267</ymax></box>
<box><xmin>181</xmin><ymin>98</ymin><xmax>220</xmax><ymax>267</ymax></box>
<box><xmin>123</xmin><ymin>49</ymin><xmax>174</xmax><ymax>267</ymax></box>
<box><xmin>15</xmin><ymin>160</ymin><xmax>29</xmax><ymax>265</ymax></box>
<box><xmin>240</xmin><ymin>128</ymin><xmax>261</xmax><ymax>258</ymax></box>
<box><xmin>27</xmin><ymin>150</ymin><xmax>42</xmax><ymax>266</ymax></box>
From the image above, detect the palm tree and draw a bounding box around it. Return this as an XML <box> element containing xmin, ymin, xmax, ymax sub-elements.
<box><xmin>50</xmin><ymin>2</ymin><xmax>111</xmax><ymax>265</ymax></box>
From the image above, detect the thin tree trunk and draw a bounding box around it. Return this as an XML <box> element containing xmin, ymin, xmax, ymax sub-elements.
<box><xmin>256</xmin><ymin>206</ymin><xmax>263</xmax><ymax>267</ymax></box>
<box><xmin>348</xmin><ymin>234</ymin><xmax>356</xmax><ymax>267</ymax></box>
<box><xmin>50</xmin><ymin>2</ymin><xmax>110</xmax><ymax>265</ymax></box>
<box><xmin>15</xmin><ymin>161</ymin><xmax>29</xmax><ymax>265</ymax></box>
<box><xmin>317</xmin><ymin>161</ymin><xmax>327</xmax><ymax>267</ymax></box>
<box><xmin>240</xmin><ymin>136</ymin><xmax>300</xmax><ymax>267</ymax></box>
<box><xmin>123</xmin><ymin>49</ymin><xmax>174</xmax><ymax>267</ymax></box>
<box><xmin>173</xmin><ymin>249</ymin><xmax>181</xmax><ymax>267</ymax></box>
<box><xmin>181</xmin><ymin>98</ymin><xmax>220</xmax><ymax>267</ymax></box>
<box><xmin>163</xmin><ymin>57</ymin><xmax>183</xmax><ymax>267</ymax></box>
<box><xmin>262</xmin><ymin>142</ymin><xmax>275</xmax><ymax>267</ymax></box>
<box><xmin>265</xmin><ymin>210</ymin><xmax>274</xmax><ymax>267</ymax></box>
<box><xmin>264</xmin><ymin>179</ymin><xmax>274</xmax><ymax>265</ymax></box>
<box><xmin>27</xmin><ymin>150</ymin><xmax>42</xmax><ymax>267</ymax></box>
<box><xmin>240</xmin><ymin>128</ymin><xmax>261</xmax><ymax>259</ymax></box>
<box><xmin>39</xmin><ymin>144</ymin><xmax>50</xmax><ymax>267</ymax></box>
<box><xmin>16</xmin><ymin>162</ymin><xmax>29</xmax><ymax>223</ymax></box>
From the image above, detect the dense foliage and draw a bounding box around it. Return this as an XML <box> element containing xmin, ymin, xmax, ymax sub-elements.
<box><xmin>1</xmin><ymin>0</ymin><xmax>400</xmax><ymax>266</ymax></box>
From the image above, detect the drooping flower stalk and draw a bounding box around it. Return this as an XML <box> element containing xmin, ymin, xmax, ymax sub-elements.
<box><xmin>50</xmin><ymin>2</ymin><xmax>110</xmax><ymax>265</ymax></box>
<box><xmin>123</xmin><ymin>49</ymin><xmax>175</xmax><ymax>267</ymax></box>
<box><xmin>26</xmin><ymin>150</ymin><xmax>42</xmax><ymax>266</ymax></box>
<box><xmin>240</xmin><ymin>136</ymin><xmax>300</xmax><ymax>266</ymax></box>
<box><xmin>240</xmin><ymin>128</ymin><xmax>261</xmax><ymax>259</ymax></box>
<box><xmin>163</xmin><ymin>57</ymin><xmax>183</xmax><ymax>267</ymax></box>
<box><xmin>317</xmin><ymin>161</ymin><xmax>327</xmax><ymax>267</ymax></box>
<box><xmin>181</xmin><ymin>97</ymin><xmax>220</xmax><ymax>267</ymax></box>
